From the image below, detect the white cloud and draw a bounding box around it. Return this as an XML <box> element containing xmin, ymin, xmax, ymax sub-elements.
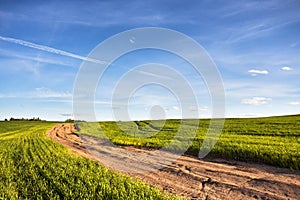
<box><xmin>0</xmin><ymin>35</ymin><xmax>106</xmax><ymax>64</ymax></box>
<box><xmin>248</xmin><ymin>69</ymin><xmax>269</xmax><ymax>75</ymax></box>
<box><xmin>241</xmin><ymin>97</ymin><xmax>272</xmax><ymax>105</ymax></box>
<box><xmin>172</xmin><ymin>106</ymin><xmax>179</xmax><ymax>110</ymax></box>
<box><xmin>281</xmin><ymin>66</ymin><xmax>293</xmax><ymax>71</ymax></box>
<box><xmin>289</xmin><ymin>101</ymin><xmax>300</xmax><ymax>105</ymax></box>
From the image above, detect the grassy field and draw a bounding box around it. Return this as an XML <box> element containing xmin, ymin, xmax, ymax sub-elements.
<box><xmin>0</xmin><ymin>121</ymin><xmax>175</xmax><ymax>199</ymax></box>
<box><xmin>79</xmin><ymin>115</ymin><xmax>300</xmax><ymax>170</ymax></box>
<box><xmin>0</xmin><ymin>116</ymin><xmax>299</xmax><ymax>199</ymax></box>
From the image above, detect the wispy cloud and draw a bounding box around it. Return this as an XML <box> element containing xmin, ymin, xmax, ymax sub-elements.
<box><xmin>188</xmin><ymin>105</ymin><xmax>209</xmax><ymax>112</ymax></box>
<box><xmin>236</xmin><ymin>113</ymin><xmax>264</xmax><ymax>118</ymax></box>
<box><xmin>241</xmin><ymin>97</ymin><xmax>272</xmax><ymax>105</ymax></box>
<box><xmin>0</xmin><ymin>48</ymin><xmax>73</xmax><ymax>67</ymax></box>
<box><xmin>290</xmin><ymin>42</ymin><xmax>299</xmax><ymax>48</ymax></box>
<box><xmin>137</xmin><ymin>70</ymin><xmax>174</xmax><ymax>80</ymax></box>
<box><xmin>248</xmin><ymin>69</ymin><xmax>269</xmax><ymax>75</ymax></box>
<box><xmin>289</xmin><ymin>101</ymin><xmax>300</xmax><ymax>106</ymax></box>
<box><xmin>281</xmin><ymin>66</ymin><xmax>293</xmax><ymax>71</ymax></box>
<box><xmin>0</xmin><ymin>35</ymin><xmax>106</xmax><ymax>64</ymax></box>
<box><xmin>233</xmin><ymin>16</ymin><xmax>300</xmax><ymax>44</ymax></box>
<box><xmin>42</xmin><ymin>99</ymin><xmax>72</xmax><ymax>103</ymax></box>
<box><xmin>0</xmin><ymin>88</ymin><xmax>72</xmax><ymax>99</ymax></box>
<box><xmin>60</xmin><ymin>113</ymin><xmax>73</xmax><ymax>117</ymax></box>
<box><xmin>222</xmin><ymin>1</ymin><xmax>282</xmax><ymax>18</ymax></box>
<box><xmin>33</xmin><ymin>87</ymin><xmax>72</xmax><ymax>98</ymax></box>
<box><xmin>218</xmin><ymin>1</ymin><xmax>300</xmax><ymax>45</ymax></box>
<box><xmin>0</xmin><ymin>94</ymin><xmax>16</xmax><ymax>98</ymax></box>
<box><xmin>172</xmin><ymin>106</ymin><xmax>179</xmax><ymax>110</ymax></box>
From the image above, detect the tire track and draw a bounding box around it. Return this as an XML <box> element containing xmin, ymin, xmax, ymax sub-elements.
<box><xmin>47</xmin><ymin>124</ymin><xmax>300</xmax><ymax>200</ymax></box>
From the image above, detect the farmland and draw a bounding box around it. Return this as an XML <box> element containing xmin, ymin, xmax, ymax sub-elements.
<box><xmin>0</xmin><ymin>121</ymin><xmax>174</xmax><ymax>199</ymax></box>
<box><xmin>0</xmin><ymin>115</ymin><xmax>299</xmax><ymax>199</ymax></box>
<box><xmin>79</xmin><ymin>115</ymin><xmax>300</xmax><ymax>170</ymax></box>
<box><xmin>49</xmin><ymin>119</ymin><xmax>300</xmax><ymax>199</ymax></box>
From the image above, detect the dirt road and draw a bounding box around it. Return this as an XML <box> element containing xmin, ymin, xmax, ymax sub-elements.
<box><xmin>47</xmin><ymin>124</ymin><xmax>300</xmax><ymax>200</ymax></box>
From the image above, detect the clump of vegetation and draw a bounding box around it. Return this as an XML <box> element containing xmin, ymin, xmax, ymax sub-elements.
<box><xmin>0</xmin><ymin>121</ymin><xmax>175</xmax><ymax>199</ymax></box>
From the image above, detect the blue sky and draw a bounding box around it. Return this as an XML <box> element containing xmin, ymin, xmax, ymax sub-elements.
<box><xmin>0</xmin><ymin>0</ymin><xmax>300</xmax><ymax>121</ymax></box>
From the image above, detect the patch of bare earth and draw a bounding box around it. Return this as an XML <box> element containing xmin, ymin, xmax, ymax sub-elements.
<box><xmin>47</xmin><ymin>124</ymin><xmax>300</xmax><ymax>200</ymax></box>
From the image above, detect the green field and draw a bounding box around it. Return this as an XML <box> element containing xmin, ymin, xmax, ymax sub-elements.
<box><xmin>0</xmin><ymin>116</ymin><xmax>299</xmax><ymax>199</ymax></box>
<box><xmin>79</xmin><ymin>115</ymin><xmax>300</xmax><ymax>170</ymax></box>
<box><xmin>0</xmin><ymin>121</ymin><xmax>175</xmax><ymax>199</ymax></box>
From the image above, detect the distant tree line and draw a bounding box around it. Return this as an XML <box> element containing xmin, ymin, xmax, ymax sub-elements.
<box><xmin>3</xmin><ymin>118</ymin><xmax>85</xmax><ymax>122</ymax></box>
<box><xmin>5</xmin><ymin>117</ymin><xmax>44</xmax><ymax>121</ymax></box>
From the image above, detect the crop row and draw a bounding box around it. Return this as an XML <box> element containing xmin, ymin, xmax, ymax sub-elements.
<box><xmin>0</xmin><ymin>121</ymin><xmax>175</xmax><ymax>199</ymax></box>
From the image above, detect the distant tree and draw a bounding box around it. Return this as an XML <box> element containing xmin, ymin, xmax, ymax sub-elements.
<box><xmin>65</xmin><ymin>118</ymin><xmax>74</xmax><ymax>123</ymax></box>
<box><xmin>4</xmin><ymin>118</ymin><xmax>7</xmax><ymax>121</ymax></box>
<box><xmin>29</xmin><ymin>117</ymin><xmax>42</xmax><ymax>121</ymax></box>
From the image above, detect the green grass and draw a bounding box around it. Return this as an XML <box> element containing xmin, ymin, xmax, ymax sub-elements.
<box><xmin>78</xmin><ymin>115</ymin><xmax>300</xmax><ymax>170</ymax></box>
<box><xmin>1</xmin><ymin>116</ymin><xmax>298</xmax><ymax>199</ymax></box>
<box><xmin>0</xmin><ymin>121</ymin><xmax>176</xmax><ymax>199</ymax></box>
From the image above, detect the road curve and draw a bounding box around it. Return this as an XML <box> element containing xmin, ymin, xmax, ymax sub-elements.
<box><xmin>47</xmin><ymin>124</ymin><xmax>300</xmax><ymax>200</ymax></box>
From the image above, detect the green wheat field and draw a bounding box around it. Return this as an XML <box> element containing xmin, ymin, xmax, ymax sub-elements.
<box><xmin>0</xmin><ymin>115</ymin><xmax>299</xmax><ymax>199</ymax></box>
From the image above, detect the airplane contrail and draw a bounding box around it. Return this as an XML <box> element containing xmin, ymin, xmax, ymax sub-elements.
<box><xmin>0</xmin><ymin>35</ymin><xmax>106</xmax><ymax>64</ymax></box>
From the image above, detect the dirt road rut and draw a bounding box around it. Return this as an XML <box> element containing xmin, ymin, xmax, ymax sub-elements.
<box><xmin>47</xmin><ymin>124</ymin><xmax>300</xmax><ymax>200</ymax></box>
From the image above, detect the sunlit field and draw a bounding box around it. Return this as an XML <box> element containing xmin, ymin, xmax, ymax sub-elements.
<box><xmin>79</xmin><ymin>115</ymin><xmax>300</xmax><ymax>170</ymax></box>
<box><xmin>0</xmin><ymin>121</ymin><xmax>174</xmax><ymax>199</ymax></box>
